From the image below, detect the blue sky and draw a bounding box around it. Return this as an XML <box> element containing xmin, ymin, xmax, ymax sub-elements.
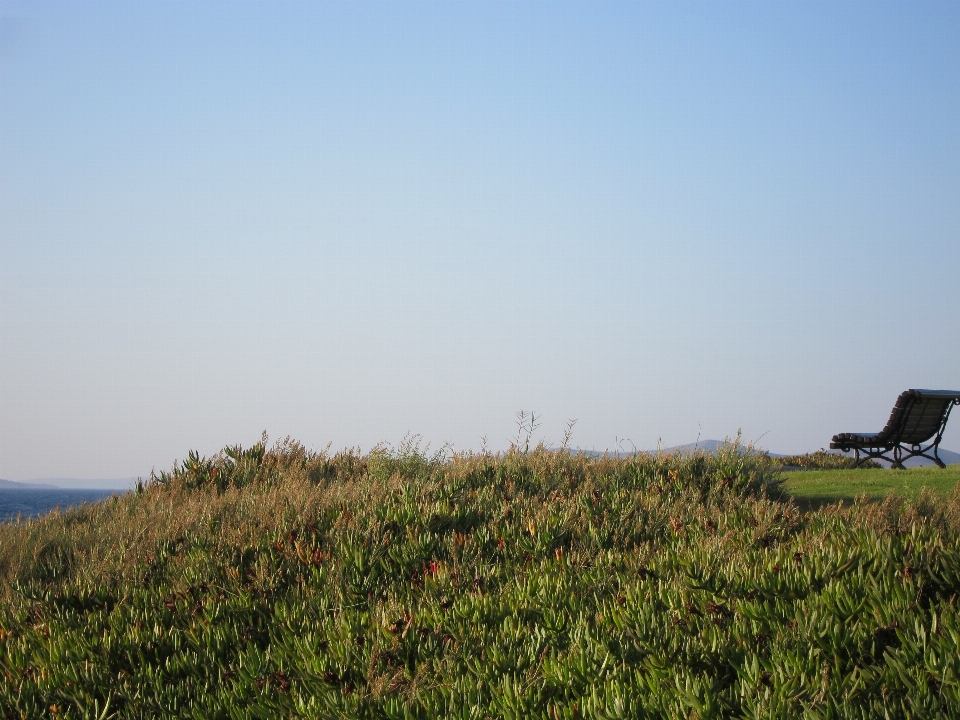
<box><xmin>1</xmin><ymin>1</ymin><xmax>959</xmax><ymax>480</ymax></box>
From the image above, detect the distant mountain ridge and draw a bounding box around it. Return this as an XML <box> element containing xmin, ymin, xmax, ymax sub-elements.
<box><xmin>0</xmin><ymin>478</ymin><xmax>60</xmax><ymax>490</ymax></box>
<box><xmin>572</xmin><ymin>440</ymin><xmax>960</xmax><ymax>467</ymax></box>
<box><xmin>655</xmin><ymin>440</ymin><xmax>960</xmax><ymax>467</ymax></box>
<box><xmin>0</xmin><ymin>478</ymin><xmax>137</xmax><ymax>490</ymax></box>
<box><xmin>6</xmin><ymin>443</ymin><xmax>960</xmax><ymax>489</ymax></box>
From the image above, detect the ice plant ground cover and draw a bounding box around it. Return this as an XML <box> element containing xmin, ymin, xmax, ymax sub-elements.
<box><xmin>1</xmin><ymin>439</ymin><xmax>960</xmax><ymax>718</ymax></box>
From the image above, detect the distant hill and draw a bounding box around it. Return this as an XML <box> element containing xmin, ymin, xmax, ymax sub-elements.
<box><xmin>570</xmin><ymin>440</ymin><xmax>960</xmax><ymax>467</ymax></box>
<box><xmin>0</xmin><ymin>478</ymin><xmax>137</xmax><ymax>490</ymax></box>
<box><xmin>572</xmin><ymin>440</ymin><xmax>744</xmax><ymax>458</ymax></box>
<box><xmin>887</xmin><ymin>448</ymin><xmax>960</xmax><ymax>467</ymax></box>
<box><xmin>0</xmin><ymin>478</ymin><xmax>60</xmax><ymax>490</ymax></box>
<box><xmin>658</xmin><ymin>440</ymin><xmax>746</xmax><ymax>455</ymax></box>
<box><xmin>651</xmin><ymin>440</ymin><xmax>960</xmax><ymax>467</ymax></box>
<box><xmin>573</xmin><ymin>440</ymin><xmax>778</xmax><ymax>457</ymax></box>
<box><xmin>655</xmin><ymin>440</ymin><xmax>960</xmax><ymax>467</ymax></box>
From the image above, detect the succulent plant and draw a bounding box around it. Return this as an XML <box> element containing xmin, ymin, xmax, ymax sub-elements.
<box><xmin>1</xmin><ymin>439</ymin><xmax>959</xmax><ymax>717</ymax></box>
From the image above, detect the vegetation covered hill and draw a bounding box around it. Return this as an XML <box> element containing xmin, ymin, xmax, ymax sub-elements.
<box><xmin>1</xmin><ymin>439</ymin><xmax>960</xmax><ymax>718</ymax></box>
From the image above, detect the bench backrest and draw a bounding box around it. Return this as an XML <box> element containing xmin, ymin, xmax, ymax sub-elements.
<box><xmin>880</xmin><ymin>390</ymin><xmax>960</xmax><ymax>446</ymax></box>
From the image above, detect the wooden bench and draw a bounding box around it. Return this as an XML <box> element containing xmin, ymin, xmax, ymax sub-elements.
<box><xmin>830</xmin><ymin>389</ymin><xmax>960</xmax><ymax>469</ymax></box>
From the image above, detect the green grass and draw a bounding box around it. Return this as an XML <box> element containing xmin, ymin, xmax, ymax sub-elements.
<box><xmin>782</xmin><ymin>464</ymin><xmax>960</xmax><ymax>509</ymax></box>
<box><xmin>2</xmin><ymin>439</ymin><xmax>960</xmax><ymax>718</ymax></box>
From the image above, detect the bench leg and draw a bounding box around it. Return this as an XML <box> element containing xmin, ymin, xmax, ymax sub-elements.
<box><xmin>891</xmin><ymin>446</ymin><xmax>906</xmax><ymax>470</ymax></box>
<box><xmin>932</xmin><ymin>445</ymin><xmax>947</xmax><ymax>469</ymax></box>
<box><xmin>843</xmin><ymin>443</ymin><xmax>948</xmax><ymax>469</ymax></box>
<box><xmin>890</xmin><ymin>442</ymin><xmax>948</xmax><ymax>469</ymax></box>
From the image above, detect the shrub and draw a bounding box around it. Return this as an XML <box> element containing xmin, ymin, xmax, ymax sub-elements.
<box><xmin>773</xmin><ymin>449</ymin><xmax>882</xmax><ymax>470</ymax></box>
<box><xmin>1</xmin><ymin>438</ymin><xmax>958</xmax><ymax>717</ymax></box>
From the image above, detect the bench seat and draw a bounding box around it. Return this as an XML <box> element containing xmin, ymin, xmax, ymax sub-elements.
<box><xmin>830</xmin><ymin>389</ymin><xmax>960</xmax><ymax>468</ymax></box>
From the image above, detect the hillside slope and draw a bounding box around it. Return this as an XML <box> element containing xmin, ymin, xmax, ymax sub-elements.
<box><xmin>2</xmin><ymin>440</ymin><xmax>959</xmax><ymax>717</ymax></box>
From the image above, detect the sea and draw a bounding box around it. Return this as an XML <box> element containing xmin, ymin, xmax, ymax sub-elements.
<box><xmin>0</xmin><ymin>488</ymin><xmax>122</xmax><ymax>523</ymax></box>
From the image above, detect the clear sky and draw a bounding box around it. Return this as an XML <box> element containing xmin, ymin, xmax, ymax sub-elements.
<box><xmin>1</xmin><ymin>1</ymin><xmax>959</xmax><ymax>481</ymax></box>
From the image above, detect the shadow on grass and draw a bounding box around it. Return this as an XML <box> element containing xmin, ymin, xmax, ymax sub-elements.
<box><xmin>786</xmin><ymin>494</ymin><xmax>860</xmax><ymax>513</ymax></box>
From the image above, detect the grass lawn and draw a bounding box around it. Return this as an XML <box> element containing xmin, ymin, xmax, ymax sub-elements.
<box><xmin>781</xmin><ymin>463</ymin><xmax>960</xmax><ymax>509</ymax></box>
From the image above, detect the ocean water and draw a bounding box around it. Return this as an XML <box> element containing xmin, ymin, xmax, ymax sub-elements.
<box><xmin>0</xmin><ymin>489</ymin><xmax>121</xmax><ymax>523</ymax></box>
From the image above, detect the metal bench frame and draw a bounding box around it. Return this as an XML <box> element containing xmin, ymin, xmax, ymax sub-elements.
<box><xmin>830</xmin><ymin>389</ymin><xmax>960</xmax><ymax>469</ymax></box>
